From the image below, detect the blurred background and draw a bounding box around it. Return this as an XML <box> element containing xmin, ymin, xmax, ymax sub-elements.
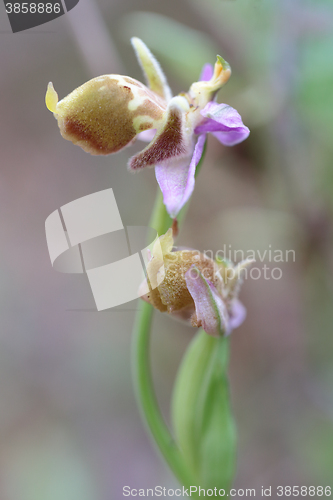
<box><xmin>0</xmin><ymin>0</ymin><xmax>333</xmax><ymax>498</ymax></box>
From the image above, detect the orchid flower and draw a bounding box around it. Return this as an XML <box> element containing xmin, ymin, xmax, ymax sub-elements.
<box><xmin>140</xmin><ymin>229</ymin><xmax>253</xmax><ymax>337</ymax></box>
<box><xmin>45</xmin><ymin>38</ymin><xmax>249</xmax><ymax>219</ymax></box>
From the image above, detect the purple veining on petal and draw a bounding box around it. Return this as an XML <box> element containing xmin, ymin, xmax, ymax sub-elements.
<box><xmin>228</xmin><ymin>299</ymin><xmax>247</xmax><ymax>331</ymax></box>
<box><xmin>199</xmin><ymin>63</ymin><xmax>214</xmax><ymax>82</ymax></box>
<box><xmin>195</xmin><ymin>102</ymin><xmax>250</xmax><ymax>146</ymax></box>
<box><xmin>185</xmin><ymin>266</ymin><xmax>228</xmax><ymax>337</ymax></box>
<box><xmin>155</xmin><ymin>134</ymin><xmax>206</xmax><ymax>218</ymax></box>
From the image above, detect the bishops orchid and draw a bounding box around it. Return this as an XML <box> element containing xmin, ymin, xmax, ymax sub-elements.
<box><xmin>46</xmin><ymin>38</ymin><xmax>249</xmax><ymax>219</ymax></box>
<box><xmin>46</xmin><ymin>37</ymin><xmax>254</xmax><ymax>492</ymax></box>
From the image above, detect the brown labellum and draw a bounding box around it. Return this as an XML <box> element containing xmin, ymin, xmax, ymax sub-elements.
<box><xmin>47</xmin><ymin>76</ymin><xmax>166</xmax><ymax>155</ymax></box>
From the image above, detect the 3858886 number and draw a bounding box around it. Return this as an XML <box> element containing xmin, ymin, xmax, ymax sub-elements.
<box><xmin>5</xmin><ymin>3</ymin><xmax>61</xmax><ymax>14</ymax></box>
<box><xmin>277</xmin><ymin>486</ymin><xmax>332</xmax><ymax>496</ymax></box>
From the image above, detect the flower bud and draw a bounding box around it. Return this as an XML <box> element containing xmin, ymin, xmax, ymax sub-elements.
<box><xmin>141</xmin><ymin>230</ymin><xmax>252</xmax><ymax>336</ymax></box>
<box><xmin>45</xmin><ymin>76</ymin><xmax>166</xmax><ymax>155</ymax></box>
<box><xmin>141</xmin><ymin>230</ymin><xmax>219</xmax><ymax>318</ymax></box>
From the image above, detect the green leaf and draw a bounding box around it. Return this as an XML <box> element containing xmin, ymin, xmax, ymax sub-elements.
<box><xmin>171</xmin><ymin>330</ymin><xmax>236</xmax><ymax>491</ymax></box>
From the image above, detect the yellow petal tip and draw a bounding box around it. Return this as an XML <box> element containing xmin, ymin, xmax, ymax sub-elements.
<box><xmin>45</xmin><ymin>82</ymin><xmax>59</xmax><ymax>113</ymax></box>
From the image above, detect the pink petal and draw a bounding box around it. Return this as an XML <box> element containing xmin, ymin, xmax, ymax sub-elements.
<box><xmin>195</xmin><ymin>102</ymin><xmax>250</xmax><ymax>146</ymax></box>
<box><xmin>136</xmin><ymin>129</ymin><xmax>157</xmax><ymax>142</ymax></box>
<box><xmin>155</xmin><ymin>134</ymin><xmax>206</xmax><ymax>218</ymax></box>
<box><xmin>199</xmin><ymin>63</ymin><xmax>214</xmax><ymax>82</ymax></box>
<box><xmin>228</xmin><ymin>299</ymin><xmax>247</xmax><ymax>331</ymax></box>
<box><xmin>185</xmin><ymin>266</ymin><xmax>229</xmax><ymax>337</ymax></box>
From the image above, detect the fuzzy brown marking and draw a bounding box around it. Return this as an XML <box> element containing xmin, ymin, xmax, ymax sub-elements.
<box><xmin>129</xmin><ymin>110</ymin><xmax>185</xmax><ymax>170</ymax></box>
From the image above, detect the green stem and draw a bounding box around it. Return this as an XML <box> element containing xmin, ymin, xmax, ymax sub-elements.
<box><xmin>148</xmin><ymin>189</ymin><xmax>172</xmax><ymax>236</ymax></box>
<box><xmin>132</xmin><ymin>300</ymin><xmax>196</xmax><ymax>488</ymax></box>
<box><xmin>131</xmin><ymin>141</ymin><xmax>208</xmax><ymax>488</ymax></box>
<box><xmin>132</xmin><ymin>190</ymin><xmax>196</xmax><ymax>488</ymax></box>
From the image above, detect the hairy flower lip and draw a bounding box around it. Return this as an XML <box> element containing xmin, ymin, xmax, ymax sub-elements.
<box><xmin>46</xmin><ymin>38</ymin><xmax>250</xmax><ymax>216</ymax></box>
<box><xmin>128</xmin><ymin>96</ymin><xmax>192</xmax><ymax>171</ymax></box>
<box><xmin>46</xmin><ymin>73</ymin><xmax>168</xmax><ymax>156</ymax></box>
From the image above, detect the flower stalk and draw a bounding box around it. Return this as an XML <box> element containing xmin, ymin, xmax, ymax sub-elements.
<box><xmin>131</xmin><ymin>145</ymin><xmax>207</xmax><ymax>488</ymax></box>
<box><xmin>132</xmin><ymin>300</ymin><xmax>197</xmax><ymax>490</ymax></box>
<box><xmin>131</xmin><ymin>190</ymin><xmax>197</xmax><ymax>490</ymax></box>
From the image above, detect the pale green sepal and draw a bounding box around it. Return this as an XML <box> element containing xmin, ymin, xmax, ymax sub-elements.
<box><xmin>172</xmin><ymin>330</ymin><xmax>236</xmax><ymax>491</ymax></box>
<box><xmin>131</xmin><ymin>37</ymin><xmax>172</xmax><ymax>102</ymax></box>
